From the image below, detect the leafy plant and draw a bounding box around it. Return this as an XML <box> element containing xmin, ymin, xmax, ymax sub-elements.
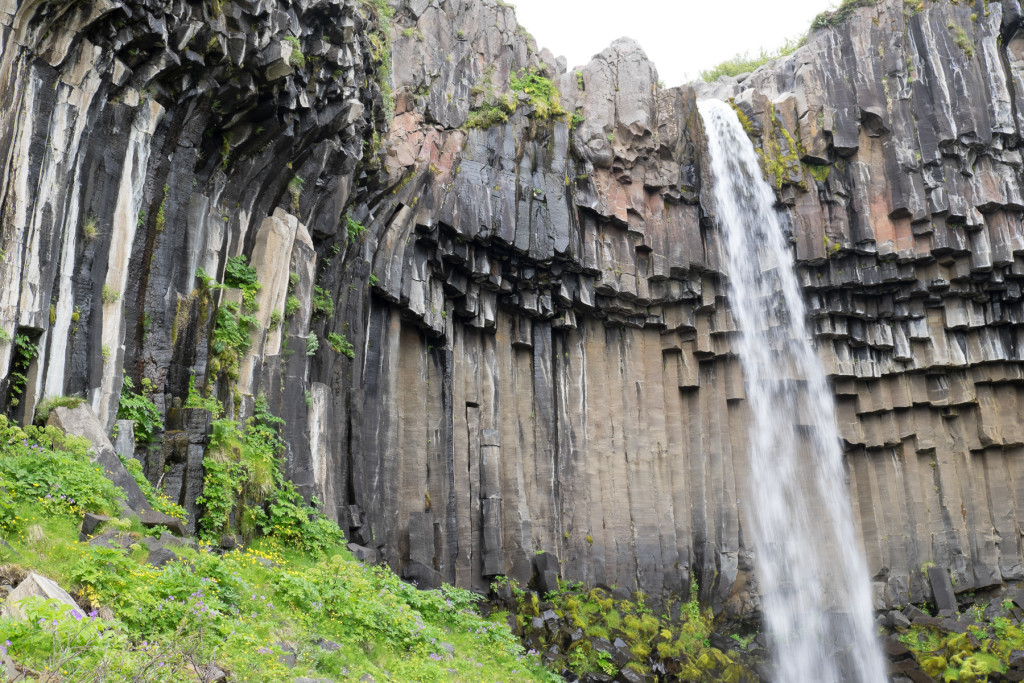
<box><xmin>285</xmin><ymin>295</ymin><xmax>302</xmax><ymax>317</ymax></box>
<box><xmin>223</xmin><ymin>255</ymin><xmax>261</xmax><ymax>311</ymax></box>
<box><xmin>183</xmin><ymin>373</ymin><xmax>222</xmax><ymax>416</ymax></box>
<box><xmin>306</xmin><ymin>333</ymin><xmax>319</xmax><ymax>356</ymax></box>
<box><xmin>101</xmin><ymin>285</ymin><xmax>120</xmax><ymax>304</ymax></box>
<box><xmin>6</xmin><ymin>334</ymin><xmax>39</xmax><ymax>413</ymax></box>
<box><xmin>284</xmin><ymin>35</ymin><xmax>305</xmax><ymax>68</ymax></box>
<box><xmin>312</xmin><ymin>286</ymin><xmax>333</xmax><ymax>317</ymax></box>
<box><xmin>346</xmin><ymin>215</ymin><xmax>366</xmax><ymax>243</ymax></box>
<box><xmin>327</xmin><ymin>332</ymin><xmax>354</xmax><ymax>358</ymax></box>
<box><xmin>116</xmin><ymin>375</ymin><xmax>164</xmax><ymax>448</ymax></box>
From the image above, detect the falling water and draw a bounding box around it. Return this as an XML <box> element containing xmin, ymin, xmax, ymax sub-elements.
<box><xmin>698</xmin><ymin>99</ymin><xmax>886</xmax><ymax>682</ymax></box>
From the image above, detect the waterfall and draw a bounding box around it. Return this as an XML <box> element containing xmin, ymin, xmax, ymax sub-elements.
<box><xmin>698</xmin><ymin>99</ymin><xmax>886</xmax><ymax>683</ymax></box>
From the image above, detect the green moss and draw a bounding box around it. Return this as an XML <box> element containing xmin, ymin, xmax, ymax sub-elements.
<box><xmin>33</xmin><ymin>395</ymin><xmax>85</xmax><ymax>425</ymax></box>
<box><xmin>948</xmin><ymin>22</ymin><xmax>975</xmax><ymax>57</ymax></box>
<box><xmin>804</xmin><ymin>162</ymin><xmax>832</xmax><ymax>182</ymax></box>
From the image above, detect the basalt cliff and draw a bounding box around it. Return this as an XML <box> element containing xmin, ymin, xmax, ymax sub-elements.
<box><xmin>3</xmin><ymin>0</ymin><xmax>1024</xmax><ymax>621</ymax></box>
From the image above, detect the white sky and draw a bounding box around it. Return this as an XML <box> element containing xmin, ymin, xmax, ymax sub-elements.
<box><xmin>506</xmin><ymin>0</ymin><xmax>837</xmax><ymax>86</ymax></box>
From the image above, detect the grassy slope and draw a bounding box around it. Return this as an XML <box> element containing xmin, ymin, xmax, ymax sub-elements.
<box><xmin>0</xmin><ymin>417</ymin><xmax>557</xmax><ymax>682</ymax></box>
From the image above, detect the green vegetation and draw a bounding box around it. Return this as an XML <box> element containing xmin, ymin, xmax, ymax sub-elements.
<box><xmin>101</xmin><ymin>285</ymin><xmax>120</xmax><ymax>304</ymax></box>
<box><xmin>312</xmin><ymin>286</ymin><xmax>333</xmax><ymax>317</ymax></box>
<box><xmin>33</xmin><ymin>395</ymin><xmax>85</xmax><ymax>425</ymax></box>
<box><xmin>326</xmin><ymin>332</ymin><xmax>354</xmax><ymax>358</ymax></box>
<box><xmin>0</xmin><ymin>329</ymin><xmax>10</xmax><ymax>346</ymax></box>
<box><xmin>284</xmin><ymin>35</ymin><xmax>305</xmax><ymax>68</ymax></box>
<box><xmin>811</xmin><ymin>0</ymin><xmax>877</xmax><ymax>30</ymax></box>
<box><xmin>345</xmin><ymin>215</ymin><xmax>366</xmax><ymax>243</ymax></box>
<box><xmin>509</xmin><ymin>68</ymin><xmax>567</xmax><ymax>119</ymax></box>
<box><xmin>223</xmin><ymin>255</ymin><xmax>261</xmax><ymax>311</ymax></box>
<box><xmin>155</xmin><ymin>184</ymin><xmax>169</xmax><ymax>232</ymax></box>
<box><xmin>896</xmin><ymin>610</ymin><xmax>1024</xmax><ymax>681</ymax></box>
<box><xmin>465</xmin><ymin>65</ymin><xmax>566</xmax><ymax>129</ymax></box>
<box><xmin>83</xmin><ymin>214</ymin><xmax>99</xmax><ymax>241</ymax></box>
<box><xmin>184</xmin><ymin>373</ymin><xmax>223</xmax><ymax>416</ymax></box>
<box><xmin>116</xmin><ymin>375</ymin><xmax>164</xmax><ymax>448</ymax></box>
<box><xmin>285</xmin><ymin>295</ymin><xmax>302</xmax><ymax>318</ymax></box>
<box><xmin>202</xmin><ymin>257</ymin><xmax>262</xmax><ymax>385</ymax></box>
<box><xmin>948</xmin><ymin>22</ymin><xmax>975</xmax><ymax>58</ymax></box>
<box><xmin>6</xmin><ymin>334</ymin><xmax>39</xmax><ymax>412</ymax></box>
<box><xmin>288</xmin><ymin>175</ymin><xmax>304</xmax><ymax>213</ymax></box>
<box><xmin>0</xmin><ymin>417</ymin><xmax>556</xmax><ymax>682</ymax></box>
<box><xmin>700</xmin><ymin>36</ymin><xmax>803</xmax><ymax>81</ymax></box>
<box><xmin>327</xmin><ymin>332</ymin><xmax>355</xmax><ymax>359</ymax></box>
<box><xmin>499</xmin><ymin>576</ymin><xmax>755</xmax><ymax>681</ymax></box>
<box><xmin>119</xmin><ymin>453</ymin><xmax>188</xmax><ymax>522</ymax></box>
<box><xmin>210</xmin><ymin>301</ymin><xmax>259</xmax><ymax>384</ymax></box>
<box><xmin>360</xmin><ymin>0</ymin><xmax>396</xmax><ymax>121</ymax></box>
<box><xmin>306</xmin><ymin>333</ymin><xmax>320</xmax><ymax>356</ymax></box>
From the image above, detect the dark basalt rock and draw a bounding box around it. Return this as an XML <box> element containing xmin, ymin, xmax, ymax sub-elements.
<box><xmin>2</xmin><ymin>0</ymin><xmax>1024</xmax><ymax>641</ymax></box>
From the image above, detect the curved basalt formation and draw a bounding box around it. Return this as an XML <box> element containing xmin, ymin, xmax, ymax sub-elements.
<box><xmin>3</xmin><ymin>0</ymin><xmax>1024</xmax><ymax>620</ymax></box>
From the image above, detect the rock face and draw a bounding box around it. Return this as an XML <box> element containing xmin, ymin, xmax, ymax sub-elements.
<box><xmin>2</xmin><ymin>0</ymin><xmax>1024</xmax><ymax>614</ymax></box>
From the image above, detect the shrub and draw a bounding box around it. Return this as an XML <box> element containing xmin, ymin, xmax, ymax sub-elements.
<box><xmin>700</xmin><ymin>35</ymin><xmax>804</xmax><ymax>81</ymax></box>
<box><xmin>101</xmin><ymin>285</ymin><xmax>120</xmax><ymax>304</ymax></box>
<box><xmin>312</xmin><ymin>286</ymin><xmax>333</xmax><ymax>317</ymax></box>
<box><xmin>306</xmin><ymin>332</ymin><xmax>319</xmax><ymax>356</ymax></box>
<box><xmin>345</xmin><ymin>215</ymin><xmax>366</xmax><ymax>243</ymax></box>
<box><xmin>116</xmin><ymin>375</ymin><xmax>163</xmax><ymax>448</ymax></box>
<box><xmin>0</xmin><ymin>415</ymin><xmax>124</xmax><ymax>518</ymax></box>
<box><xmin>327</xmin><ymin>332</ymin><xmax>354</xmax><ymax>358</ymax></box>
<box><xmin>223</xmin><ymin>254</ymin><xmax>261</xmax><ymax>311</ymax></box>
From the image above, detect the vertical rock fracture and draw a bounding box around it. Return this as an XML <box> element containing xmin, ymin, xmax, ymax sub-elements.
<box><xmin>699</xmin><ymin>99</ymin><xmax>886</xmax><ymax>682</ymax></box>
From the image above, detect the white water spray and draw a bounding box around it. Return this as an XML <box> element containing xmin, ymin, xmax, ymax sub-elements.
<box><xmin>698</xmin><ymin>99</ymin><xmax>886</xmax><ymax>683</ymax></box>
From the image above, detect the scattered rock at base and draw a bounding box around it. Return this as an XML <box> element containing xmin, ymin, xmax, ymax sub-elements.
<box><xmin>140</xmin><ymin>510</ymin><xmax>187</xmax><ymax>537</ymax></box>
<box><xmin>927</xmin><ymin>566</ymin><xmax>958</xmax><ymax>616</ymax></box>
<box><xmin>146</xmin><ymin>546</ymin><xmax>179</xmax><ymax>568</ymax></box>
<box><xmin>347</xmin><ymin>543</ymin><xmax>379</xmax><ymax>564</ymax></box>
<box><xmin>88</xmin><ymin>530</ymin><xmax>135</xmax><ymax>549</ymax></box>
<box><xmin>1</xmin><ymin>572</ymin><xmax>78</xmax><ymax>621</ymax></box>
<box><xmin>79</xmin><ymin>512</ymin><xmax>112</xmax><ymax>541</ymax></box>
<box><xmin>220</xmin><ymin>534</ymin><xmax>241</xmax><ymax>550</ymax></box>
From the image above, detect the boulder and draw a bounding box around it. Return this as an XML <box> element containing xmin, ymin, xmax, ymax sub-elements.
<box><xmin>88</xmin><ymin>530</ymin><xmax>135</xmax><ymax>549</ymax></box>
<box><xmin>1</xmin><ymin>572</ymin><xmax>78</xmax><ymax>621</ymax></box>
<box><xmin>347</xmin><ymin>542</ymin><xmax>379</xmax><ymax>564</ymax></box>
<box><xmin>47</xmin><ymin>405</ymin><xmax>151</xmax><ymax>514</ymax></box>
<box><xmin>927</xmin><ymin>566</ymin><xmax>957</xmax><ymax>616</ymax></box>
<box><xmin>139</xmin><ymin>510</ymin><xmax>187</xmax><ymax>537</ymax></box>
<box><xmin>79</xmin><ymin>512</ymin><xmax>111</xmax><ymax>540</ymax></box>
<box><xmin>146</xmin><ymin>546</ymin><xmax>179</xmax><ymax>567</ymax></box>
